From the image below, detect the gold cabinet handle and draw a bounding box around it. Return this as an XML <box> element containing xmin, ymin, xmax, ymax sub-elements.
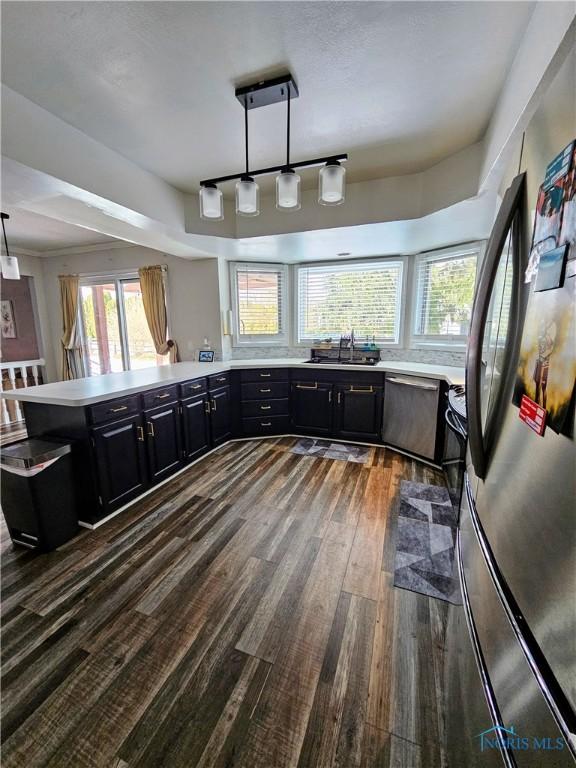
<box><xmin>260</xmin><ymin>405</ymin><xmax>271</xmax><ymax>410</ymax></box>
<box><xmin>156</xmin><ymin>393</ymin><xmax>170</xmax><ymax>399</ymax></box>
<box><xmin>217</xmin><ymin>377</ymin><xmax>227</xmax><ymax>382</ymax></box>
<box><xmin>337</xmin><ymin>392</ymin><xmax>342</xmax><ymax>405</ymax></box>
<box><xmin>211</xmin><ymin>399</ymin><xmax>217</xmax><ymax>412</ymax></box>
<box><xmin>296</xmin><ymin>383</ymin><xmax>318</xmax><ymax>390</ymax></box>
<box><xmin>259</xmin><ymin>388</ymin><xmax>271</xmax><ymax>393</ymax></box>
<box><xmin>147</xmin><ymin>422</ymin><xmax>155</xmax><ymax>437</ymax></box>
<box><xmin>110</xmin><ymin>405</ymin><xmax>128</xmax><ymax>413</ymax></box>
<box><xmin>204</xmin><ymin>401</ymin><xmax>211</xmax><ymax>414</ymax></box>
<box><xmin>261</xmin><ymin>422</ymin><xmax>272</xmax><ymax>427</ymax></box>
<box><xmin>137</xmin><ymin>426</ymin><xmax>145</xmax><ymax>442</ymax></box>
<box><xmin>191</xmin><ymin>384</ymin><xmax>202</xmax><ymax>390</ymax></box>
<box><xmin>328</xmin><ymin>390</ymin><xmax>332</xmax><ymax>403</ymax></box>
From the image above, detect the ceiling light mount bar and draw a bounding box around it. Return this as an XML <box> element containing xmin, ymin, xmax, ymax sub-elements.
<box><xmin>199</xmin><ymin>153</ymin><xmax>348</xmax><ymax>187</ymax></box>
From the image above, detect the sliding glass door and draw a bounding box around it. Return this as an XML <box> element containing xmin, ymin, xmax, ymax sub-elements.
<box><xmin>79</xmin><ymin>276</ymin><xmax>166</xmax><ymax>376</ymax></box>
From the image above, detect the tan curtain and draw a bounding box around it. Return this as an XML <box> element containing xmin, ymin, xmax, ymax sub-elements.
<box><xmin>59</xmin><ymin>274</ymin><xmax>85</xmax><ymax>380</ymax></box>
<box><xmin>138</xmin><ymin>266</ymin><xmax>178</xmax><ymax>363</ymax></box>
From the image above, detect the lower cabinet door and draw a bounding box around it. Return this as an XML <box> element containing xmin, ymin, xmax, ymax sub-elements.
<box><xmin>209</xmin><ymin>386</ymin><xmax>232</xmax><ymax>446</ymax></box>
<box><xmin>92</xmin><ymin>414</ymin><xmax>148</xmax><ymax>513</ymax></box>
<box><xmin>290</xmin><ymin>382</ymin><xmax>333</xmax><ymax>435</ymax></box>
<box><xmin>181</xmin><ymin>395</ymin><xmax>210</xmax><ymax>462</ymax></box>
<box><xmin>334</xmin><ymin>385</ymin><xmax>383</xmax><ymax>442</ymax></box>
<box><xmin>144</xmin><ymin>403</ymin><xmax>183</xmax><ymax>482</ymax></box>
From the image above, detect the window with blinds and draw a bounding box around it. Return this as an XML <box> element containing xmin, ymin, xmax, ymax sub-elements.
<box><xmin>231</xmin><ymin>263</ymin><xmax>288</xmax><ymax>343</ymax></box>
<box><xmin>413</xmin><ymin>250</ymin><xmax>478</xmax><ymax>343</ymax></box>
<box><xmin>296</xmin><ymin>260</ymin><xmax>404</xmax><ymax>344</ymax></box>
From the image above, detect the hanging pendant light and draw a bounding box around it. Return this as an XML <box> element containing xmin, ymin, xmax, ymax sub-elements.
<box><xmin>199</xmin><ymin>183</ymin><xmax>223</xmax><ymax>221</ymax></box>
<box><xmin>276</xmin><ymin>169</ymin><xmax>301</xmax><ymax>211</ymax></box>
<box><xmin>276</xmin><ymin>84</ymin><xmax>301</xmax><ymax>211</ymax></box>
<box><xmin>319</xmin><ymin>159</ymin><xmax>346</xmax><ymax>206</ymax></box>
<box><xmin>0</xmin><ymin>213</ymin><xmax>20</xmax><ymax>281</ymax></box>
<box><xmin>236</xmin><ymin>174</ymin><xmax>260</xmax><ymax>216</ymax></box>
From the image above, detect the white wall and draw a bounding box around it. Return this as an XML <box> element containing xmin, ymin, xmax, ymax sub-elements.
<box><xmin>38</xmin><ymin>245</ymin><xmax>222</xmax><ymax>382</ymax></box>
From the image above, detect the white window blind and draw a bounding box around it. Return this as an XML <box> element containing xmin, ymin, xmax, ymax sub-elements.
<box><xmin>232</xmin><ymin>263</ymin><xmax>287</xmax><ymax>343</ymax></box>
<box><xmin>413</xmin><ymin>251</ymin><xmax>477</xmax><ymax>342</ymax></box>
<box><xmin>297</xmin><ymin>260</ymin><xmax>404</xmax><ymax>344</ymax></box>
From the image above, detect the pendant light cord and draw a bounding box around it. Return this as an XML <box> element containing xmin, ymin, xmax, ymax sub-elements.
<box><xmin>1</xmin><ymin>214</ymin><xmax>9</xmax><ymax>258</ymax></box>
<box><xmin>286</xmin><ymin>84</ymin><xmax>291</xmax><ymax>169</ymax></box>
<box><xmin>244</xmin><ymin>98</ymin><xmax>249</xmax><ymax>176</ymax></box>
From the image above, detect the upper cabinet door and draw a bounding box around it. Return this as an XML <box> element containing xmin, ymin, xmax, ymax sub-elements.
<box><xmin>144</xmin><ymin>403</ymin><xmax>183</xmax><ymax>482</ymax></box>
<box><xmin>466</xmin><ymin>173</ymin><xmax>526</xmax><ymax>480</ymax></box>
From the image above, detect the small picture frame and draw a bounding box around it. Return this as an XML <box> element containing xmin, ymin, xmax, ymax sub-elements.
<box><xmin>198</xmin><ymin>350</ymin><xmax>215</xmax><ymax>363</ymax></box>
<box><xmin>534</xmin><ymin>244</ymin><xmax>568</xmax><ymax>292</ymax></box>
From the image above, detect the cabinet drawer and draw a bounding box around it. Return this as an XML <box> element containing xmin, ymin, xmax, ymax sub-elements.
<box><xmin>242</xmin><ymin>415</ymin><xmax>290</xmax><ymax>436</ymax></box>
<box><xmin>241</xmin><ymin>381</ymin><xmax>290</xmax><ymax>400</ymax></box>
<box><xmin>88</xmin><ymin>395</ymin><xmax>140</xmax><ymax>426</ymax></box>
<box><xmin>239</xmin><ymin>368</ymin><xmax>289</xmax><ymax>383</ymax></box>
<box><xmin>242</xmin><ymin>398</ymin><xmax>289</xmax><ymax>418</ymax></box>
<box><xmin>180</xmin><ymin>378</ymin><xmax>207</xmax><ymax>399</ymax></box>
<box><xmin>142</xmin><ymin>385</ymin><xmax>179</xmax><ymax>409</ymax></box>
<box><xmin>208</xmin><ymin>372</ymin><xmax>230</xmax><ymax>390</ymax></box>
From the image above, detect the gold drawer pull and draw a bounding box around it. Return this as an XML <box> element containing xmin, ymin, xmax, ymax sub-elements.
<box><xmin>296</xmin><ymin>383</ymin><xmax>318</xmax><ymax>390</ymax></box>
<box><xmin>261</xmin><ymin>422</ymin><xmax>272</xmax><ymax>427</ymax></box>
<box><xmin>110</xmin><ymin>405</ymin><xmax>128</xmax><ymax>413</ymax></box>
<box><xmin>191</xmin><ymin>384</ymin><xmax>202</xmax><ymax>390</ymax></box>
<box><xmin>349</xmin><ymin>386</ymin><xmax>373</xmax><ymax>393</ymax></box>
<box><xmin>216</xmin><ymin>377</ymin><xmax>227</xmax><ymax>382</ymax></box>
<box><xmin>156</xmin><ymin>393</ymin><xmax>171</xmax><ymax>399</ymax></box>
<box><xmin>260</xmin><ymin>388</ymin><xmax>271</xmax><ymax>393</ymax></box>
<box><xmin>260</xmin><ymin>405</ymin><xmax>271</xmax><ymax>410</ymax></box>
<box><xmin>260</xmin><ymin>373</ymin><xmax>271</xmax><ymax>377</ymax></box>
<box><xmin>137</xmin><ymin>426</ymin><xmax>145</xmax><ymax>442</ymax></box>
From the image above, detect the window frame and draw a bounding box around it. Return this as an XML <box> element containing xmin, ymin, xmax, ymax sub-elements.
<box><xmin>230</xmin><ymin>262</ymin><xmax>289</xmax><ymax>347</ymax></box>
<box><xmin>293</xmin><ymin>256</ymin><xmax>407</xmax><ymax>348</ymax></box>
<box><xmin>77</xmin><ymin>270</ymin><xmax>168</xmax><ymax>375</ymax></box>
<box><xmin>410</xmin><ymin>245</ymin><xmax>480</xmax><ymax>350</ymax></box>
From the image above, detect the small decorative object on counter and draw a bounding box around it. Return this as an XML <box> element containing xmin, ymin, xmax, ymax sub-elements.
<box><xmin>199</xmin><ymin>350</ymin><xmax>215</xmax><ymax>362</ymax></box>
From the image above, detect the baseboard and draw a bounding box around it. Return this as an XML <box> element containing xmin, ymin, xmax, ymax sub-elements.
<box><xmin>78</xmin><ymin>433</ymin><xmax>440</xmax><ymax>530</ymax></box>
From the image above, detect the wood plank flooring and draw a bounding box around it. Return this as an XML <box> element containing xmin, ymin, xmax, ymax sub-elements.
<box><xmin>1</xmin><ymin>437</ymin><xmax>449</xmax><ymax>767</ymax></box>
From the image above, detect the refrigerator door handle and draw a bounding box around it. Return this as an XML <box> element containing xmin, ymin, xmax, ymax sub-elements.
<box><xmin>466</xmin><ymin>172</ymin><xmax>525</xmax><ymax>479</ymax></box>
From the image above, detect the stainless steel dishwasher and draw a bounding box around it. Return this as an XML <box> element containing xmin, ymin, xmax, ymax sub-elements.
<box><xmin>382</xmin><ymin>373</ymin><xmax>440</xmax><ymax>460</ymax></box>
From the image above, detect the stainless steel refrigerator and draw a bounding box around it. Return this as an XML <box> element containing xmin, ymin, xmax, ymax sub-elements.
<box><xmin>444</xmin><ymin>167</ymin><xmax>576</xmax><ymax>767</ymax></box>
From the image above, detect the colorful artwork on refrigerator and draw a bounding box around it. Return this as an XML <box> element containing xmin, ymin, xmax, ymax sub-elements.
<box><xmin>534</xmin><ymin>244</ymin><xmax>567</xmax><ymax>292</ymax></box>
<box><xmin>513</xmin><ymin>276</ymin><xmax>576</xmax><ymax>435</ymax></box>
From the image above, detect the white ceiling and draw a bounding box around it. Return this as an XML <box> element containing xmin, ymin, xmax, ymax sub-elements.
<box><xmin>1</xmin><ymin>1</ymin><xmax>535</xmax><ymax>196</ymax></box>
<box><xmin>2</xmin><ymin>209</ymin><xmax>117</xmax><ymax>253</ymax></box>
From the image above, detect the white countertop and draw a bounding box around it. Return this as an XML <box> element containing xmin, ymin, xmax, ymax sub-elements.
<box><xmin>2</xmin><ymin>358</ymin><xmax>465</xmax><ymax>407</ymax></box>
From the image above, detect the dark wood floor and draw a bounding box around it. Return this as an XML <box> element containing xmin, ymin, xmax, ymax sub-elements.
<box><xmin>1</xmin><ymin>437</ymin><xmax>449</xmax><ymax>768</ymax></box>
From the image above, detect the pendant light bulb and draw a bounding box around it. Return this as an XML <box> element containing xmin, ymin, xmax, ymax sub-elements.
<box><xmin>236</xmin><ymin>175</ymin><xmax>260</xmax><ymax>217</ymax></box>
<box><xmin>319</xmin><ymin>160</ymin><xmax>346</xmax><ymax>206</ymax></box>
<box><xmin>276</xmin><ymin>168</ymin><xmax>301</xmax><ymax>211</ymax></box>
<box><xmin>199</xmin><ymin>183</ymin><xmax>224</xmax><ymax>221</ymax></box>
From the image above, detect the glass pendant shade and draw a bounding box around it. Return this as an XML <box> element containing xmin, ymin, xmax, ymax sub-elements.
<box><xmin>236</xmin><ymin>175</ymin><xmax>260</xmax><ymax>217</ymax></box>
<box><xmin>199</xmin><ymin>184</ymin><xmax>224</xmax><ymax>221</ymax></box>
<box><xmin>276</xmin><ymin>169</ymin><xmax>301</xmax><ymax>211</ymax></box>
<box><xmin>319</xmin><ymin>160</ymin><xmax>346</xmax><ymax>206</ymax></box>
<box><xmin>1</xmin><ymin>253</ymin><xmax>20</xmax><ymax>280</ymax></box>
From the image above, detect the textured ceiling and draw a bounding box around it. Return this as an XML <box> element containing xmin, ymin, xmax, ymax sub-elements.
<box><xmin>1</xmin><ymin>1</ymin><xmax>535</xmax><ymax>195</ymax></box>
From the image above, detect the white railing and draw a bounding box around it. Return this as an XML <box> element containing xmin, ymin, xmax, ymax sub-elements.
<box><xmin>1</xmin><ymin>359</ymin><xmax>45</xmax><ymax>425</ymax></box>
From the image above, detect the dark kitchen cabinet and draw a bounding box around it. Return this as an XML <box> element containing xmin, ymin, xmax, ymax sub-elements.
<box><xmin>291</xmin><ymin>381</ymin><xmax>334</xmax><ymax>436</ymax></box>
<box><xmin>92</xmin><ymin>413</ymin><xmax>148</xmax><ymax>514</ymax></box>
<box><xmin>209</xmin><ymin>386</ymin><xmax>232</xmax><ymax>446</ymax></box>
<box><xmin>144</xmin><ymin>403</ymin><xmax>183</xmax><ymax>482</ymax></box>
<box><xmin>181</xmin><ymin>394</ymin><xmax>210</xmax><ymax>463</ymax></box>
<box><xmin>334</xmin><ymin>384</ymin><xmax>383</xmax><ymax>443</ymax></box>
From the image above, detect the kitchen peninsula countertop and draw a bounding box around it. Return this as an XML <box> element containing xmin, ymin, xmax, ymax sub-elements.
<box><xmin>2</xmin><ymin>358</ymin><xmax>465</xmax><ymax>407</ymax></box>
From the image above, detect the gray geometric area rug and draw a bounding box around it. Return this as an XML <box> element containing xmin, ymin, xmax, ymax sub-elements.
<box><xmin>393</xmin><ymin>480</ymin><xmax>460</xmax><ymax>603</ymax></box>
<box><xmin>290</xmin><ymin>438</ymin><xmax>370</xmax><ymax>463</ymax></box>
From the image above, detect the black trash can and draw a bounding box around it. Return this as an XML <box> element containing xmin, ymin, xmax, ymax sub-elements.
<box><xmin>1</xmin><ymin>438</ymin><xmax>79</xmax><ymax>552</ymax></box>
